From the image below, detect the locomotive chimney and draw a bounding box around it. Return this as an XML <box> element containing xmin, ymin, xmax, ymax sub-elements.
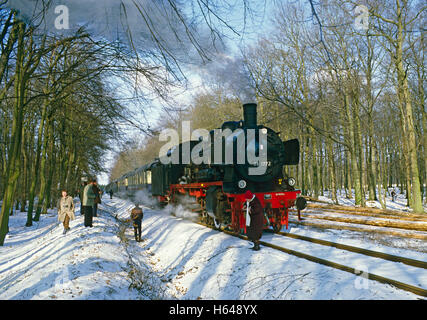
<box><xmin>243</xmin><ymin>103</ymin><xmax>257</xmax><ymax>128</ymax></box>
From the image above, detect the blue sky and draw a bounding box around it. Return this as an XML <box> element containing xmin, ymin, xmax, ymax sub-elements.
<box><xmin>95</xmin><ymin>1</ymin><xmax>280</xmax><ymax>185</ymax></box>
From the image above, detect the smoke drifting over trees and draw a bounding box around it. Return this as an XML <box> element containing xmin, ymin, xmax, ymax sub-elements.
<box><xmin>5</xmin><ymin>0</ymin><xmax>252</xmax><ymax>75</ymax></box>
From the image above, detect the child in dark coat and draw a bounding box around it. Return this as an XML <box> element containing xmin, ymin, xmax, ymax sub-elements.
<box><xmin>130</xmin><ymin>204</ymin><xmax>143</xmax><ymax>242</ymax></box>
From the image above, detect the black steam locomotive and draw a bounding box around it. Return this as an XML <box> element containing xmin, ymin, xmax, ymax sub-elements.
<box><xmin>106</xmin><ymin>103</ymin><xmax>306</xmax><ymax>233</ymax></box>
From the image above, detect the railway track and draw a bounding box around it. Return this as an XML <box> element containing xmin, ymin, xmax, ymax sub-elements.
<box><xmin>299</xmin><ymin>209</ymin><xmax>427</xmax><ymax>230</ymax></box>
<box><xmin>196</xmin><ymin>221</ymin><xmax>427</xmax><ymax>298</ymax></box>
<box><xmin>275</xmin><ymin>231</ymin><xmax>427</xmax><ymax>269</ymax></box>
<box><xmin>120</xmin><ymin>196</ymin><xmax>427</xmax><ymax>297</ymax></box>
<box><xmin>285</xmin><ymin>204</ymin><xmax>427</xmax><ymax>240</ymax></box>
<box><xmin>290</xmin><ymin>213</ymin><xmax>427</xmax><ymax>232</ymax></box>
<box><xmin>304</xmin><ymin>200</ymin><xmax>426</xmax><ymax>218</ymax></box>
<box><xmin>288</xmin><ymin>219</ymin><xmax>427</xmax><ymax>240</ymax></box>
<box><xmin>306</xmin><ymin>205</ymin><xmax>427</xmax><ymax>221</ymax></box>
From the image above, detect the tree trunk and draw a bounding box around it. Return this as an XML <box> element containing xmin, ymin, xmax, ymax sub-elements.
<box><xmin>343</xmin><ymin>92</ymin><xmax>362</xmax><ymax>205</ymax></box>
<box><xmin>42</xmin><ymin>121</ymin><xmax>56</xmax><ymax>215</ymax></box>
<box><xmin>26</xmin><ymin>101</ymin><xmax>48</xmax><ymax>226</ymax></box>
<box><xmin>310</xmin><ymin>125</ymin><xmax>319</xmax><ymax>198</ymax></box>
<box><xmin>33</xmin><ymin>118</ymin><xmax>51</xmax><ymax>222</ymax></box>
<box><xmin>392</xmin><ymin>1</ymin><xmax>424</xmax><ymax>213</ymax></box>
<box><xmin>352</xmin><ymin>94</ymin><xmax>365</xmax><ymax>206</ymax></box>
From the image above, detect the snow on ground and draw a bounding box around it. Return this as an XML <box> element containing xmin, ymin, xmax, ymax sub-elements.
<box><xmin>286</xmin><ymin>215</ymin><xmax>427</xmax><ymax>253</ymax></box>
<box><xmin>0</xmin><ymin>199</ymin><xmax>143</xmax><ymax>300</ymax></box>
<box><xmin>302</xmin><ymin>209</ymin><xmax>427</xmax><ymax>224</ymax></box>
<box><xmin>287</xmin><ymin>215</ymin><xmax>427</xmax><ymax>253</ymax></box>
<box><xmin>318</xmin><ymin>188</ymin><xmax>427</xmax><ymax>213</ymax></box>
<box><xmin>263</xmin><ymin>232</ymin><xmax>427</xmax><ymax>291</ymax></box>
<box><xmin>0</xmin><ymin>195</ymin><xmax>425</xmax><ymax>300</ymax></box>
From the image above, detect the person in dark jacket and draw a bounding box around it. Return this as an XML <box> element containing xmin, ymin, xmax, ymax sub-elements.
<box><xmin>83</xmin><ymin>178</ymin><xmax>96</xmax><ymax>227</ymax></box>
<box><xmin>391</xmin><ymin>189</ymin><xmax>397</xmax><ymax>202</ymax></box>
<box><xmin>130</xmin><ymin>204</ymin><xmax>143</xmax><ymax>242</ymax></box>
<box><xmin>92</xmin><ymin>181</ymin><xmax>101</xmax><ymax>217</ymax></box>
<box><xmin>244</xmin><ymin>190</ymin><xmax>264</xmax><ymax>251</ymax></box>
<box><xmin>109</xmin><ymin>190</ymin><xmax>113</xmax><ymax>199</ymax></box>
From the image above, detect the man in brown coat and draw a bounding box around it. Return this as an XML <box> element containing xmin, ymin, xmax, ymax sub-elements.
<box><xmin>57</xmin><ymin>190</ymin><xmax>75</xmax><ymax>234</ymax></box>
<box><xmin>130</xmin><ymin>204</ymin><xmax>143</xmax><ymax>242</ymax></box>
<box><xmin>244</xmin><ymin>190</ymin><xmax>264</xmax><ymax>251</ymax></box>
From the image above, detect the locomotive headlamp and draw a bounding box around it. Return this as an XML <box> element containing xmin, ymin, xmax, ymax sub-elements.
<box><xmin>287</xmin><ymin>177</ymin><xmax>296</xmax><ymax>186</ymax></box>
<box><xmin>238</xmin><ymin>180</ymin><xmax>247</xmax><ymax>189</ymax></box>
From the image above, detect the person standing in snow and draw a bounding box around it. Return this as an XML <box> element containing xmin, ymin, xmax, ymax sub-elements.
<box><xmin>391</xmin><ymin>189</ymin><xmax>397</xmax><ymax>202</ymax></box>
<box><xmin>244</xmin><ymin>190</ymin><xmax>264</xmax><ymax>251</ymax></box>
<box><xmin>109</xmin><ymin>190</ymin><xmax>113</xmax><ymax>199</ymax></box>
<box><xmin>57</xmin><ymin>190</ymin><xmax>75</xmax><ymax>234</ymax></box>
<box><xmin>130</xmin><ymin>204</ymin><xmax>143</xmax><ymax>242</ymax></box>
<box><xmin>92</xmin><ymin>181</ymin><xmax>101</xmax><ymax>217</ymax></box>
<box><xmin>82</xmin><ymin>178</ymin><xmax>96</xmax><ymax>227</ymax></box>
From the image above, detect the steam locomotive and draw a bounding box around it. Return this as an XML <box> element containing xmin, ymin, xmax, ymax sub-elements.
<box><xmin>106</xmin><ymin>103</ymin><xmax>307</xmax><ymax>233</ymax></box>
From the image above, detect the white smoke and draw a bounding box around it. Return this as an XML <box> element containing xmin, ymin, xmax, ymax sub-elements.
<box><xmin>5</xmin><ymin>0</ymin><xmax>227</xmax><ymax>65</ymax></box>
<box><xmin>162</xmin><ymin>201</ymin><xmax>199</xmax><ymax>222</ymax></box>
<box><xmin>195</xmin><ymin>53</ymin><xmax>256</xmax><ymax>103</ymax></box>
<box><xmin>134</xmin><ymin>189</ymin><xmax>158</xmax><ymax>208</ymax></box>
<box><xmin>132</xmin><ymin>190</ymin><xmax>199</xmax><ymax>221</ymax></box>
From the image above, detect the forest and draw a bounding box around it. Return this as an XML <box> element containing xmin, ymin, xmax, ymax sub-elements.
<box><xmin>0</xmin><ymin>1</ymin><xmax>425</xmax><ymax>246</ymax></box>
<box><xmin>110</xmin><ymin>0</ymin><xmax>426</xmax><ymax>214</ymax></box>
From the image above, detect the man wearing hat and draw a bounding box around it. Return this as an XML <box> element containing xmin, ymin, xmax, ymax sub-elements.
<box><xmin>244</xmin><ymin>190</ymin><xmax>264</xmax><ymax>251</ymax></box>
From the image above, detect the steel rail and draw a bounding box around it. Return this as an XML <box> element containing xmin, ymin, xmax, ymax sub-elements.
<box><xmin>196</xmin><ymin>222</ymin><xmax>427</xmax><ymax>298</ymax></box>
<box><xmin>276</xmin><ymin>231</ymin><xmax>427</xmax><ymax>269</ymax></box>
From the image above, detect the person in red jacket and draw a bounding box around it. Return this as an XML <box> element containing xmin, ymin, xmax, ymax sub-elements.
<box><xmin>244</xmin><ymin>190</ymin><xmax>264</xmax><ymax>251</ymax></box>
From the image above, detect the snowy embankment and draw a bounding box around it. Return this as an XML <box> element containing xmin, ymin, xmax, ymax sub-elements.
<box><xmin>317</xmin><ymin>189</ymin><xmax>427</xmax><ymax>213</ymax></box>
<box><xmin>0</xmin><ymin>199</ymin><xmax>142</xmax><ymax>299</ymax></box>
<box><xmin>0</xmin><ymin>195</ymin><xmax>425</xmax><ymax>300</ymax></box>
